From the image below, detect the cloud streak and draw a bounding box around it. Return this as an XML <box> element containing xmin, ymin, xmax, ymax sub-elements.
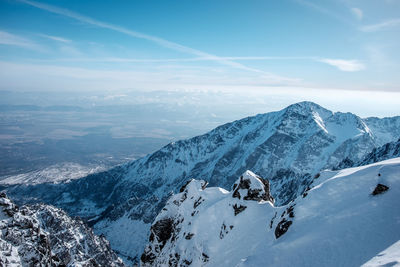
<box><xmin>318</xmin><ymin>58</ymin><xmax>365</xmax><ymax>72</ymax></box>
<box><xmin>0</xmin><ymin>30</ymin><xmax>44</xmax><ymax>51</ymax></box>
<box><xmin>0</xmin><ymin>60</ymin><xmax>302</xmax><ymax>92</ymax></box>
<box><xmin>360</xmin><ymin>18</ymin><xmax>400</xmax><ymax>32</ymax></box>
<box><xmin>16</xmin><ymin>0</ymin><xmax>280</xmax><ymax>76</ymax></box>
<box><xmin>293</xmin><ymin>0</ymin><xmax>353</xmax><ymax>25</ymax></box>
<box><xmin>37</xmin><ymin>56</ymin><xmax>366</xmax><ymax>72</ymax></box>
<box><xmin>38</xmin><ymin>34</ymin><xmax>71</xmax><ymax>43</ymax></box>
<box><xmin>38</xmin><ymin>56</ymin><xmax>313</xmax><ymax>63</ymax></box>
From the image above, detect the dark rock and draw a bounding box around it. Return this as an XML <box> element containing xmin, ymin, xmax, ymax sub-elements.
<box><xmin>180</xmin><ymin>192</ymin><xmax>187</xmax><ymax>202</ymax></box>
<box><xmin>182</xmin><ymin>259</ymin><xmax>192</xmax><ymax>266</ymax></box>
<box><xmin>150</xmin><ymin>218</ymin><xmax>175</xmax><ymax>249</ymax></box>
<box><xmin>270</xmin><ymin>212</ymin><xmax>277</xmax><ymax>229</ymax></box>
<box><xmin>287</xmin><ymin>205</ymin><xmax>295</xmax><ymax>218</ymax></box>
<box><xmin>220</xmin><ymin>223</ymin><xmax>227</xmax><ymax>239</ymax></box>
<box><xmin>232</xmin><ymin>189</ymin><xmax>241</xmax><ymax>199</ymax></box>
<box><xmin>202</xmin><ymin>253</ymin><xmax>209</xmax><ymax>263</ymax></box>
<box><xmin>275</xmin><ymin>218</ymin><xmax>292</xmax><ymax>239</ymax></box>
<box><xmin>233</xmin><ymin>204</ymin><xmax>247</xmax><ymax>216</ymax></box>
<box><xmin>372</xmin><ymin>183</ymin><xmax>389</xmax><ymax>195</ymax></box>
<box><xmin>140</xmin><ymin>249</ymin><xmax>156</xmax><ymax>265</ymax></box>
<box><xmin>201</xmin><ymin>181</ymin><xmax>209</xmax><ymax>190</ymax></box>
<box><xmin>179</xmin><ymin>180</ymin><xmax>192</xmax><ymax>193</ymax></box>
<box><xmin>193</xmin><ymin>197</ymin><xmax>204</xmax><ymax>209</ymax></box>
<box><xmin>168</xmin><ymin>253</ymin><xmax>180</xmax><ymax>267</ymax></box>
<box><xmin>185</xmin><ymin>233</ymin><xmax>194</xmax><ymax>240</ymax></box>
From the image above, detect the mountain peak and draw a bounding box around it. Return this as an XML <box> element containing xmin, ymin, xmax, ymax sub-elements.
<box><xmin>284</xmin><ymin>101</ymin><xmax>332</xmax><ymax>118</ymax></box>
<box><xmin>232</xmin><ymin>171</ymin><xmax>274</xmax><ymax>203</ymax></box>
<box><xmin>287</xmin><ymin>101</ymin><xmax>324</xmax><ymax>110</ymax></box>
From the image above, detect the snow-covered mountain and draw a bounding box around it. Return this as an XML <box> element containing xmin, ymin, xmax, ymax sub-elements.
<box><xmin>3</xmin><ymin>101</ymin><xmax>400</xmax><ymax>262</ymax></box>
<box><xmin>335</xmin><ymin>138</ymin><xmax>400</xmax><ymax>170</ymax></box>
<box><xmin>141</xmin><ymin>158</ymin><xmax>400</xmax><ymax>266</ymax></box>
<box><xmin>359</xmin><ymin>138</ymin><xmax>400</xmax><ymax>166</ymax></box>
<box><xmin>0</xmin><ymin>193</ymin><xmax>125</xmax><ymax>266</ymax></box>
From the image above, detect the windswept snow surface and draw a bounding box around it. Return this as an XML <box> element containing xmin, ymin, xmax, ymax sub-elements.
<box><xmin>142</xmin><ymin>158</ymin><xmax>400</xmax><ymax>267</ymax></box>
<box><xmin>362</xmin><ymin>240</ymin><xmax>400</xmax><ymax>267</ymax></box>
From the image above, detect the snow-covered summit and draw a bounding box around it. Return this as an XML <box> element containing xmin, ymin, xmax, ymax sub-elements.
<box><xmin>283</xmin><ymin>101</ymin><xmax>332</xmax><ymax>119</ymax></box>
<box><xmin>141</xmin><ymin>158</ymin><xmax>400</xmax><ymax>267</ymax></box>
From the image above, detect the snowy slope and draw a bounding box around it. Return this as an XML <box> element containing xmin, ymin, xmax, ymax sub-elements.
<box><xmin>362</xmin><ymin>240</ymin><xmax>400</xmax><ymax>267</ymax></box>
<box><xmin>3</xmin><ymin>101</ymin><xmax>400</xmax><ymax>263</ymax></box>
<box><xmin>0</xmin><ymin>193</ymin><xmax>125</xmax><ymax>266</ymax></box>
<box><xmin>141</xmin><ymin>158</ymin><xmax>400</xmax><ymax>267</ymax></box>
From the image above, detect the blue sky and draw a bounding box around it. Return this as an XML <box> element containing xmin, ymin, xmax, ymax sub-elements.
<box><xmin>0</xmin><ymin>0</ymin><xmax>400</xmax><ymax>113</ymax></box>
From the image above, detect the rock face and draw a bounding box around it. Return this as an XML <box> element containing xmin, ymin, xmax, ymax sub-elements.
<box><xmin>0</xmin><ymin>193</ymin><xmax>125</xmax><ymax>266</ymax></box>
<box><xmin>141</xmin><ymin>159</ymin><xmax>400</xmax><ymax>267</ymax></box>
<box><xmin>3</xmin><ymin>102</ymin><xmax>400</xmax><ymax>262</ymax></box>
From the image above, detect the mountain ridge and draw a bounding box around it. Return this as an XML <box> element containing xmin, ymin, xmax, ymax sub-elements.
<box><xmin>141</xmin><ymin>157</ymin><xmax>400</xmax><ymax>266</ymax></box>
<box><xmin>2</xmin><ymin>101</ymin><xmax>400</xmax><ymax>263</ymax></box>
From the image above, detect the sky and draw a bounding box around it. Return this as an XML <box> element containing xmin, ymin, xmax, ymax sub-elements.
<box><xmin>0</xmin><ymin>0</ymin><xmax>400</xmax><ymax>115</ymax></box>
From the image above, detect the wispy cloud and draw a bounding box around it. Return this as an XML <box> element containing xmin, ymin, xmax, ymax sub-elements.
<box><xmin>16</xmin><ymin>0</ymin><xmax>284</xmax><ymax>77</ymax></box>
<box><xmin>350</xmin><ymin>8</ymin><xmax>363</xmax><ymax>20</ymax></box>
<box><xmin>360</xmin><ymin>18</ymin><xmax>400</xmax><ymax>32</ymax></box>
<box><xmin>0</xmin><ymin>60</ymin><xmax>301</xmax><ymax>92</ymax></box>
<box><xmin>38</xmin><ymin>33</ymin><xmax>71</xmax><ymax>43</ymax></box>
<box><xmin>37</xmin><ymin>56</ymin><xmax>313</xmax><ymax>63</ymax></box>
<box><xmin>34</xmin><ymin>56</ymin><xmax>367</xmax><ymax>73</ymax></box>
<box><xmin>318</xmin><ymin>58</ymin><xmax>365</xmax><ymax>72</ymax></box>
<box><xmin>37</xmin><ymin>56</ymin><xmax>366</xmax><ymax>73</ymax></box>
<box><xmin>293</xmin><ymin>0</ymin><xmax>353</xmax><ymax>25</ymax></box>
<box><xmin>0</xmin><ymin>30</ymin><xmax>43</xmax><ymax>51</ymax></box>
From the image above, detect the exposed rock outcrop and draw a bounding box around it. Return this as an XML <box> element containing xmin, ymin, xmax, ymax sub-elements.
<box><xmin>372</xmin><ymin>184</ymin><xmax>389</xmax><ymax>196</ymax></box>
<box><xmin>232</xmin><ymin>170</ymin><xmax>274</xmax><ymax>203</ymax></box>
<box><xmin>0</xmin><ymin>193</ymin><xmax>125</xmax><ymax>266</ymax></box>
